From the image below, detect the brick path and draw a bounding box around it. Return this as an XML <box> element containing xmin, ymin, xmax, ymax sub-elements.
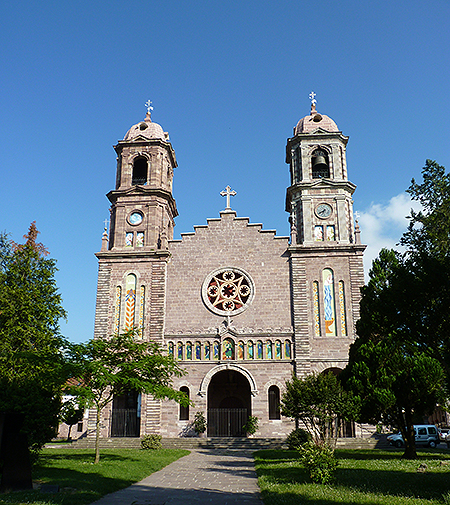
<box><xmin>89</xmin><ymin>449</ymin><xmax>263</xmax><ymax>505</ymax></box>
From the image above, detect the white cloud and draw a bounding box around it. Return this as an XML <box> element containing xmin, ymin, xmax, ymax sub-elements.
<box><xmin>356</xmin><ymin>193</ymin><xmax>422</xmax><ymax>280</ymax></box>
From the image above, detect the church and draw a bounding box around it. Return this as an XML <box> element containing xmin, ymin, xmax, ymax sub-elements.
<box><xmin>90</xmin><ymin>97</ymin><xmax>366</xmax><ymax>439</ymax></box>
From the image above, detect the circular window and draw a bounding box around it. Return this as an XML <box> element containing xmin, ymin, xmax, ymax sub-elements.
<box><xmin>129</xmin><ymin>211</ymin><xmax>143</xmax><ymax>225</ymax></box>
<box><xmin>202</xmin><ymin>267</ymin><xmax>255</xmax><ymax>316</ymax></box>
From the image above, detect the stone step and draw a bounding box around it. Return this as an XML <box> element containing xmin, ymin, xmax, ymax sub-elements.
<box><xmin>69</xmin><ymin>436</ymin><xmax>388</xmax><ymax>451</ymax></box>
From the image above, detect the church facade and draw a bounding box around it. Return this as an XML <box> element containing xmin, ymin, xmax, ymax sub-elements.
<box><xmin>91</xmin><ymin>101</ymin><xmax>365</xmax><ymax>439</ymax></box>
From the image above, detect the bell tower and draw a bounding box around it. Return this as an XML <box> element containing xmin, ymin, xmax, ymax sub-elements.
<box><xmin>106</xmin><ymin>105</ymin><xmax>177</xmax><ymax>252</ymax></box>
<box><xmin>286</xmin><ymin>94</ymin><xmax>365</xmax><ymax>376</ymax></box>
<box><xmin>94</xmin><ymin>104</ymin><xmax>178</xmax><ymax>343</ymax></box>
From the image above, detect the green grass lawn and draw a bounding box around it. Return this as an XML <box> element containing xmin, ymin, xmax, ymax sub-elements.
<box><xmin>254</xmin><ymin>448</ymin><xmax>450</xmax><ymax>505</ymax></box>
<box><xmin>0</xmin><ymin>448</ymin><xmax>189</xmax><ymax>505</ymax></box>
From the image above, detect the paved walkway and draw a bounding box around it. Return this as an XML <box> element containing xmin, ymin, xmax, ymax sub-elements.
<box><xmin>90</xmin><ymin>449</ymin><xmax>264</xmax><ymax>505</ymax></box>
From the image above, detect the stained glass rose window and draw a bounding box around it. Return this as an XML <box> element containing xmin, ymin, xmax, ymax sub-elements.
<box><xmin>202</xmin><ymin>267</ymin><xmax>255</xmax><ymax>316</ymax></box>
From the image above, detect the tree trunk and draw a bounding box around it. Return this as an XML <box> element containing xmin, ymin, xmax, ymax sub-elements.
<box><xmin>95</xmin><ymin>407</ymin><xmax>101</xmax><ymax>464</ymax></box>
<box><xmin>401</xmin><ymin>410</ymin><xmax>417</xmax><ymax>459</ymax></box>
<box><xmin>67</xmin><ymin>424</ymin><xmax>72</xmax><ymax>442</ymax></box>
<box><xmin>0</xmin><ymin>412</ymin><xmax>32</xmax><ymax>491</ymax></box>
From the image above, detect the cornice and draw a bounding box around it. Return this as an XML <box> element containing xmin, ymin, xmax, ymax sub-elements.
<box><xmin>288</xmin><ymin>243</ymin><xmax>366</xmax><ymax>255</ymax></box>
<box><xmin>95</xmin><ymin>249</ymin><xmax>171</xmax><ymax>260</ymax></box>
<box><xmin>107</xmin><ymin>186</ymin><xmax>178</xmax><ymax>217</ymax></box>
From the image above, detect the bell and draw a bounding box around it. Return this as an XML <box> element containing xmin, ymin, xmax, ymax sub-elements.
<box><xmin>312</xmin><ymin>155</ymin><xmax>328</xmax><ymax>170</ymax></box>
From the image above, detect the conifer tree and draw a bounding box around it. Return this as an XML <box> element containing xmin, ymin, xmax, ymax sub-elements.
<box><xmin>0</xmin><ymin>223</ymin><xmax>67</xmax><ymax>490</ymax></box>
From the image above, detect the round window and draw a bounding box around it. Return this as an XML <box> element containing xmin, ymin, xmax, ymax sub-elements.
<box><xmin>202</xmin><ymin>267</ymin><xmax>255</xmax><ymax>316</ymax></box>
<box><xmin>129</xmin><ymin>211</ymin><xmax>143</xmax><ymax>226</ymax></box>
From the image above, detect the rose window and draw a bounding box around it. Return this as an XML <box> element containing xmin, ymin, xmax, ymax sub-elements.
<box><xmin>202</xmin><ymin>268</ymin><xmax>255</xmax><ymax>316</ymax></box>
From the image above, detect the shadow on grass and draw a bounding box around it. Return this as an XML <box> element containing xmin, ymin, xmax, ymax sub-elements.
<box><xmin>254</xmin><ymin>449</ymin><xmax>450</xmax><ymax>504</ymax></box>
<box><xmin>0</xmin><ymin>449</ymin><xmax>190</xmax><ymax>505</ymax></box>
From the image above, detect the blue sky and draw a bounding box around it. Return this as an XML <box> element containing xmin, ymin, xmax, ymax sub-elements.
<box><xmin>1</xmin><ymin>0</ymin><xmax>449</xmax><ymax>343</ymax></box>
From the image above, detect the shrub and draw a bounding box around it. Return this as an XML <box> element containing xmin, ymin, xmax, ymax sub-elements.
<box><xmin>286</xmin><ymin>428</ymin><xmax>311</xmax><ymax>449</ymax></box>
<box><xmin>141</xmin><ymin>434</ymin><xmax>162</xmax><ymax>450</ymax></box>
<box><xmin>299</xmin><ymin>442</ymin><xmax>338</xmax><ymax>484</ymax></box>
<box><xmin>193</xmin><ymin>412</ymin><xmax>207</xmax><ymax>435</ymax></box>
<box><xmin>242</xmin><ymin>415</ymin><xmax>259</xmax><ymax>436</ymax></box>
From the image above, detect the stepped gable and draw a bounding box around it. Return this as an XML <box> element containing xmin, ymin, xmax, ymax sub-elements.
<box><xmin>165</xmin><ymin>210</ymin><xmax>291</xmax><ymax>335</ymax></box>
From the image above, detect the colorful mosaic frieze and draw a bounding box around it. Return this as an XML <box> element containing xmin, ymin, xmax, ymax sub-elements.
<box><xmin>168</xmin><ymin>337</ymin><xmax>294</xmax><ymax>361</ymax></box>
<box><xmin>339</xmin><ymin>280</ymin><xmax>347</xmax><ymax>336</ymax></box>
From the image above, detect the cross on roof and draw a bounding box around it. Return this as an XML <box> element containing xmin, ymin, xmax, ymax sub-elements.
<box><xmin>220</xmin><ymin>185</ymin><xmax>237</xmax><ymax>210</ymax></box>
<box><xmin>309</xmin><ymin>91</ymin><xmax>317</xmax><ymax>105</ymax></box>
<box><xmin>145</xmin><ymin>100</ymin><xmax>153</xmax><ymax>114</ymax></box>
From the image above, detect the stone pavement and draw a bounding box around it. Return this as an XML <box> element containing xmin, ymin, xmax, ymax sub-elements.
<box><xmin>89</xmin><ymin>448</ymin><xmax>264</xmax><ymax>505</ymax></box>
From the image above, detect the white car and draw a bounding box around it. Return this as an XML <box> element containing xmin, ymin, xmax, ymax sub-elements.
<box><xmin>387</xmin><ymin>425</ymin><xmax>440</xmax><ymax>448</ymax></box>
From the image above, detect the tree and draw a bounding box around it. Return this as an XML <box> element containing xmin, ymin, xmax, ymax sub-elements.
<box><xmin>399</xmin><ymin>160</ymin><xmax>450</xmax><ymax>387</ymax></box>
<box><xmin>281</xmin><ymin>371</ymin><xmax>356</xmax><ymax>449</ymax></box>
<box><xmin>68</xmin><ymin>329</ymin><xmax>190</xmax><ymax>463</ymax></box>
<box><xmin>0</xmin><ymin>223</ymin><xmax>68</xmax><ymax>490</ymax></box>
<box><xmin>60</xmin><ymin>397</ymin><xmax>85</xmax><ymax>442</ymax></box>
<box><xmin>341</xmin><ymin>248</ymin><xmax>446</xmax><ymax>459</ymax></box>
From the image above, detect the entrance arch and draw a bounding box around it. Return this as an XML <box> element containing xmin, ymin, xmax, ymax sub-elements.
<box><xmin>207</xmin><ymin>369</ymin><xmax>251</xmax><ymax>437</ymax></box>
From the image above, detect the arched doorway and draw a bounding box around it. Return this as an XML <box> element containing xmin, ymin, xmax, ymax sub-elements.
<box><xmin>207</xmin><ymin>369</ymin><xmax>251</xmax><ymax>437</ymax></box>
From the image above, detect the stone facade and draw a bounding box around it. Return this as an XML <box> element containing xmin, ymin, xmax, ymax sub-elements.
<box><xmin>90</xmin><ymin>102</ymin><xmax>365</xmax><ymax>439</ymax></box>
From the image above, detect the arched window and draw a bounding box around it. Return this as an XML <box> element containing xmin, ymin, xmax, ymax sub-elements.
<box><xmin>266</xmin><ymin>341</ymin><xmax>273</xmax><ymax>359</ymax></box>
<box><xmin>125</xmin><ymin>274</ymin><xmax>137</xmax><ymax>329</ymax></box>
<box><xmin>186</xmin><ymin>342</ymin><xmax>193</xmax><ymax>360</ymax></box>
<box><xmin>247</xmin><ymin>341</ymin><xmax>254</xmax><ymax>359</ymax></box>
<box><xmin>338</xmin><ymin>280</ymin><xmax>347</xmax><ymax>336</ymax></box>
<box><xmin>132</xmin><ymin>157</ymin><xmax>148</xmax><ymax>186</ymax></box>
<box><xmin>323</xmin><ymin>268</ymin><xmax>336</xmax><ymax>336</ymax></box>
<box><xmin>311</xmin><ymin>149</ymin><xmax>330</xmax><ymax>179</ymax></box>
<box><xmin>257</xmin><ymin>340</ymin><xmax>263</xmax><ymax>359</ymax></box>
<box><xmin>204</xmin><ymin>341</ymin><xmax>211</xmax><ymax>360</ymax></box>
<box><xmin>179</xmin><ymin>386</ymin><xmax>189</xmax><ymax>420</ymax></box>
<box><xmin>268</xmin><ymin>385</ymin><xmax>281</xmax><ymax>420</ymax></box>
<box><xmin>313</xmin><ymin>280</ymin><xmax>321</xmax><ymax>336</ymax></box>
<box><xmin>222</xmin><ymin>338</ymin><xmax>235</xmax><ymax>360</ymax></box>
<box><xmin>177</xmin><ymin>342</ymin><xmax>183</xmax><ymax>360</ymax></box>
<box><xmin>238</xmin><ymin>341</ymin><xmax>245</xmax><ymax>359</ymax></box>
<box><xmin>284</xmin><ymin>340</ymin><xmax>291</xmax><ymax>359</ymax></box>
<box><xmin>168</xmin><ymin>341</ymin><xmax>174</xmax><ymax>357</ymax></box>
<box><xmin>275</xmin><ymin>340</ymin><xmax>281</xmax><ymax>359</ymax></box>
<box><xmin>195</xmin><ymin>341</ymin><xmax>201</xmax><ymax>360</ymax></box>
<box><xmin>213</xmin><ymin>341</ymin><xmax>220</xmax><ymax>360</ymax></box>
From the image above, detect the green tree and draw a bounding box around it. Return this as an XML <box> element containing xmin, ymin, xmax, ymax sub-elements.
<box><xmin>399</xmin><ymin>160</ymin><xmax>450</xmax><ymax>386</ymax></box>
<box><xmin>68</xmin><ymin>330</ymin><xmax>190</xmax><ymax>463</ymax></box>
<box><xmin>0</xmin><ymin>223</ymin><xmax>68</xmax><ymax>490</ymax></box>
<box><xmin>60</xmin><ymin>398</ymin><xmax>85</xmax><ymax>442</ymax></box>
<box><xmin>281</xmin><ymin>371</ymin><xmax>356</xmax><ymax>449</ymax></box>
<box><xmin>342</xmin><ymin>248</ymin><xmax>446</xmax><ymax>459</ymax></box>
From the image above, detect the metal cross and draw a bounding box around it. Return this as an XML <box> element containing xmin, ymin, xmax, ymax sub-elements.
<box><xmin>145</xmin><ymin>100</ymin><xmax>153</xmax><ymax>113</ymax></box>
<box><xmin>220</xmin><ymin>185</ymin><xmax>237</xmax><ymax>210</ymax></box>
<box><xmin>309</xmin><ymin>91</ymin><xmax>317</xmax><ymax>105</ymax></box>
<box><xmin>103</xmin><ymin>219</ymin><xmax>108</xmax><ymax>231</ymax></box>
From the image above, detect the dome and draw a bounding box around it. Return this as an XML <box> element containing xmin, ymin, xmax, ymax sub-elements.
<box><xmin>294</xmin><ymin>105</ymin><xmax>339</xmax><ymax>135</ymax></box>
<box><xmin>124</xmin><ymin>112</ymin><xmax>169</xmax><ymax>141</ymax></box>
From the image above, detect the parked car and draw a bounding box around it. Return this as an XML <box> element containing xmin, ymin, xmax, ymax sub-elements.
<box><xmin>387</xmin><ymin>425</ymin><xmax>440</xmax><ymax>448</ymax></box>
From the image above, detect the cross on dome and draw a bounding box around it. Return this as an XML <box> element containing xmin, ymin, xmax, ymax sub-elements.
<box><xmin>220</xmin><ymin>185</ymin><xmax>237</xmax><ymax>210</ymax></box>
<box><xmin>309</xmin><ymin>91</ymin><xmax>317</xmax><ymax>105</ymax></box>
<box><xmin>145</xmin><ymin>100</ymin><xmax>153</xmax><ymax>114</ymax></box>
